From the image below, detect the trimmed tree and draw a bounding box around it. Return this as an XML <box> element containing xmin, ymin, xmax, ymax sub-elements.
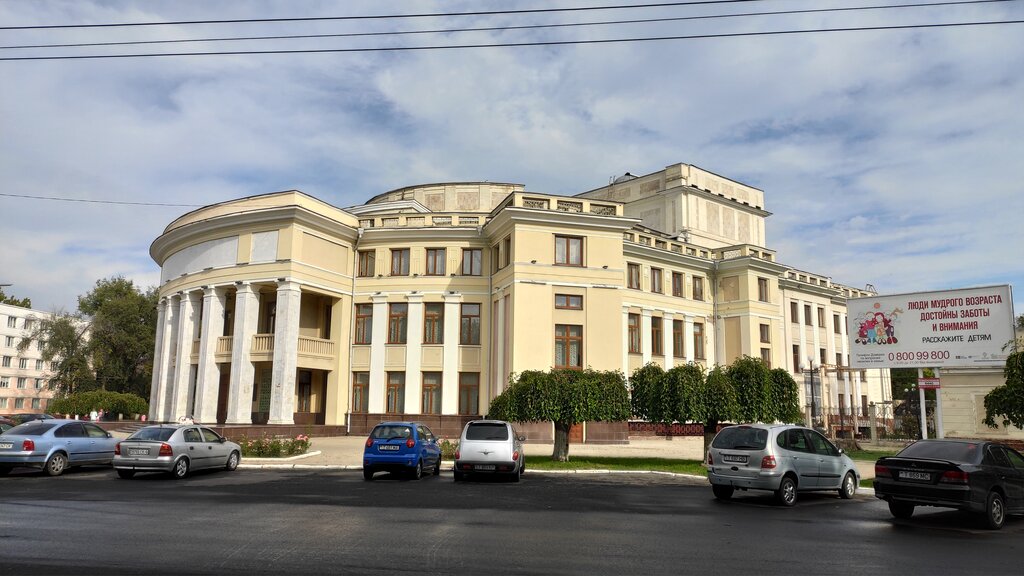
<box><xmin>693</xmin><ymin>366</ymin><xmax>737</xmax><ymax>453</ymax></box>
<box><xmin>727</xmin><ymin>356</ymin><xmax>773</xmax><ymax>424</ymax></box>
<box><xmin>983</xmin><ymin>350</ymin><xmax>1024</xmax><ymax>429</ymax></box>
<box><xmin>488</xmin><ymin>368</ymin><xmax>630</xmax><ymax>462</ymax></box>
<box><xmin>629</xmin><ymin>363</ymin><xmax>667</xmax><ymax>424</ymax></box>
<box><xmin>768</xmin><ymin>368</ymin><xmax>804</xmax><ymax>424</ymax></box>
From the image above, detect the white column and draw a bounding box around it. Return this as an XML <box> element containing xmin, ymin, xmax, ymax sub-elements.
<box><xmin>405</xmin><ymin>294</ymin><xmax>424</xmax><ymax>414</ymax></box>
<box><xmin>684</xmin><ymin>316</ymin><xmax>695</xmax><ymax>363</ymax></box>
<box><xmin>194</xmin><ymin>286</ymin><xmax>225</xmax><ymax>424</ymax></box>
<box><xmin>441</xmin><ymin>293</ymin><xmax>463</xmax><ymax>414</ymax></box>
<box><xmin>149</xmin><ymin>298</ymin><xmax>169</xmax><ymax>422</ymax></box>
<box><xmin>494</xmin><ymin>294</ymin><xmax>506</xmax><ymax>395</ymax></box>
<box><xmin>268</xmin><ymin>280</ymin><xmax>301</xmax><ymax>425</ymax></box>
<box><xmin>367</xmin><ymin>294</ymin><xmax>388</xmax><ymax>413</ymax></box>
<box><xmin>227</xmin><ymin>283</ymin><xmax>258</xmax><ymax>424</ymax></box>
<box><xmin>662</xmin><ymin>313</ymin><xmax>673</xmax><ymax>369</ymax></box>
<box><xmin>641</xmin><ymin>308</ymin><xmax>653</xmax><ymax>365</ymax></box>
<box><xmin>159</xmin><ymin>297</ymin><xmax>180</xmax><ymax>422</ymax></box>
<box><xmin>797</xmin><ymin>299</ymin><xmax>808</xmax><ymax>367</ymax></box>
<box><xmin>621</xmin><ymin>306</ymin><xmax>630</xmax><ymax>374</ymax></box>
<box><xmin>169</xmin><ymin>292</ymin><xmax>198</xmax><ymax>420</ymax></box>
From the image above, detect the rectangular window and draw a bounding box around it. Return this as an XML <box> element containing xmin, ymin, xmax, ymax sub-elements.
<box><xmin>491</xmin><ymin>245</ymin><xmax>501</xmax><ymax>273</ymax></box>
<box><xmin>35</xmin><ymin>379</ymin><xmax>43</xmax><ymax>389</ymax></box>
<box><xmin>388</xmin><ymin>303</ymin><xmax>408</xmax><ymax>344</ymax></box>
<box><xmin>423</xmin><ymin>303</ymin><xmax>444</xmax><ymax>344</ymax></box>
<box><xmin>354</xmin><ymin>304</ymin><xmax>373</xmax><ymax>345</ymax></box>
<box><xmin>760</xmin><ymin>348</ymin><xmax>772</xmax><ymax>367</ymax></box>
<box><xmin>459</xmin><ymin>373</ymin><xmax>480</xmax><ymax>415</ymax></box>
<box><xmin>390</xmin><ymin>248</ymin><xmax>410</xmax><ymax>276</ymax></box>
<box><xmin>833</xmin><ymin>314</ymin><xmax>842</xmax><ymax>334</ymax></box>
<box><xmin>35</xmin><ymin>359</ymin><xmax>43</xmax><ymax>371</ymax></box>
<box><xmin>554</xmin><ymin>294</ymin><xmax>583</xmax><ymax>310</ymax></box>
<box><xmin>650</xmin><ymin>268</ymin><xmax>663</xmax><ymax>293</ymax></box>
<box><xmin>461</xmin><ymin>249</ymin><xmax>482</xmax><ymax>276</ymax></box>
<box><xmin>460</xmin><ymin>303</ymin><xmax>481</xmax><ymax>345</ymax></box>
<box><xmin>790</xmin><ymin>302</ymin><xmax>799</xmax><ymax>324</ymax></box>
<box><xmin>628</xmin><ymin>313</ymin><xmax>641</xmax><ymax>353</ymax></box>
<box><xmin>693</xmin><ymin>322</ymin><xmax>706</xmax><ymax>360</ymax></box>
<box><xmin>804</xmin><ymin>304</ymin><xmax>812</xmax><ymax>326</ymax></box>
<box><xmin>6</xmin><ymin>317</ymin><xmax>15</xmax><ymax>328</ymax></box>
<box><xmin>14</xmin><ymin>398</ymin><xmax>24</xmax><ymax>409</ymax></box>
<box><xmin>554</xmin><ymin>324</ymin><xmax>583</xmax><ymax>368</ymax></box>
<box><xmin>835</xmin><ymin>352</ymin><xmax>843</xmax><ymax>367</ymax></box>
<box><xmin>758</xmin><ymin>278</ymin><xmax>770</xmax><ymax>302</ymax></box>
<box><xmin>817</xmin><ymin>308</ymin><xmax>825</xmax><ymax>327</ymax></box>
<box><xmin>819</xmin><ymin>347</ymin><xmax>827</xmax><ymax>366</ymax></box>
<box><xmin>793</xmin><ymin>345</ymin><xmax>801</xmax><ymax>373</ymax></box>
<box><xmin>693</xmin><ymin>277</ymin><xmax>705</xmax><ymax>301</ymax></box>
<box><xmin>760</xmin><ymin>323</ymin><xmax>771</xmax><ymax>343</ymax></box>
<box><xmin>17</xmin><ymin>377</ymin><xmax>26</xmax><ymax>388</ymax></box>
<box><xmin>422</xmin><ymin>372</ymin><xmax>442</xmax><ymax>415</ymax></box>
<box><xmin>19</xmin><ymin>358</ymin><xmax>28</xmax><ymax>369</ymax></box>
<box><xmin>861</xmin><ymin>395</ymin><xmax>869</xmax><ymax>418</ymax></box>
<box><xmin>4</xmin><ymin>336</ymin><xmax>12</xmax><ymax>347</ymax></box>
<box><xmin>352</xmin><ymin>373</ymin><xmax>369</xmax><ymax>412</ymax></box>
<box><xmin>554</xmin><ymin>235</ymin><xmax>583</xmax><ymax>266</ymax></box>
<box><xmin>651</xmin><ymin>317</ymin><xmax>663</xmax><ymax>355</ymax></box>
<box><xmin>672</xmin><ymin>319</ymin><xmax>685</xmax><ymax>358</ymax></box>
<box><xmin>502</xmin><ymin>236</ymin><xmax>512</xmax><ymax>268</ymax></box>
<box><xmin>672</xmin><ymin>272</ymin><xmax>684</xmax><ymax>297</ymax></box>
<box><xmin>32</xmin><ymin>398</ymin><xmax>40</xmax><ymax>409</ymax></box>
<box><xmin>357</xmin><ymin>250</ymin><xmax>376</xmax><ymax>277</ymax></box>
<box><xmin>425</xmin><ymin>248</ymin><xmax>446</xmax><ymax>276</ymax></box>
<box><xmin>627</xmin><ymin>263</ymin><xmax>641</xmax><ymax>289</ymax></box>
<box><xmin>0</xmin><ymin>376</ymin><xmax>8</xmax><ymax>388</ymax></box>
<box><xmin>385</xmin><ymin>372</ymin><xmax>405</xmax><ymax>413</ymax></box>
<box><xmin>0</xmin><ymin>397</ymin><xmax>5</xmax><ymax>408</ymax></box>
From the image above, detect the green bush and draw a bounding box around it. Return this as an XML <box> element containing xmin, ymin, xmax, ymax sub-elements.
<box><xmin>438</xmin><ymin>438</ymin><xmax>459</xmax><ymax>459</ymax></box>
<box><xmin>238</xmin><ymin>434</ymin><xmax>312</xmax><ymax>457</ymax></box>
<box><xmin>48</xmin><ymin>390</ymin><xmax>149</xmax><ymax>419</ymax></box>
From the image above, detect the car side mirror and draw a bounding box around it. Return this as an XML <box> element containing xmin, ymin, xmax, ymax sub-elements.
<box><xmin>518</xmin><ymin>435</ymin><xmax>526</xmax><ymax>442</ymax></box>
<box><xmin>219</xmin><ymin>437</ymin><xmax>227</xmax><ymax>443</ymax></box>
<box><xmin>106</xmin><ymin>432</ymin><xmax>113</xmax><ymax>438</ymax></box>
<box><xmin>837</xmin><ymin>448</ymin><xmax>845</xmax><ymax>455</ymax></box>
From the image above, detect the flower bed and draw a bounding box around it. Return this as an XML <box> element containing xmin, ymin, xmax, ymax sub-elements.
<box><xmin>239</xmin><ymin>434</ymin><xmax>312</xmax><ymax>458</ymax></box>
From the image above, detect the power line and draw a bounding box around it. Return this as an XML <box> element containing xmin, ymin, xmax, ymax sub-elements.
<box><xmin>1</xmin><ymin>19</ymin><xmax>1021</xmax><ymax>61</ymax></box>
<box><xmin>0</xmin><ymin>192</ymin><xmax>201</xmax><ymax>207</ymax></box>
<box><xmin>0</xmin><ymin>1</ymin><xmax>767</xmax><ymax>31</ymax></box>
<box><xmin>1</xmin><ymin>0</ymin><xmax>1011</xmax><ymax>51</ymax></box>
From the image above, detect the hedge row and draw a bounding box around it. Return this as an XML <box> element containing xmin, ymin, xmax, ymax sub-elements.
<box><xmin>48</xmin><ymin>390</ymin><xmax>149</xmax><ymax>419</ymax></box>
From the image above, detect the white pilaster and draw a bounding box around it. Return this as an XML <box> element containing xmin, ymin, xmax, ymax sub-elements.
<box><xmin>442</xmin><ymin>292</ymin><xmax>463</xmax><ymax>414</ymax></box>
<box><xmin>797</xmin><ymin>299</ymin><xmax>808</xmax><ymax>366</ymax></box>
<box><xmin>368</xmin><ymin>294</ymin><xmax>389</xmax><ymax>413</ymax></box>
<box><xmin>194</xmin><ymin>286</ymin><xmax>225</xmax><ymax>424</ymax></box>
<box><xmin>663</xmin><ymin>313</ymin><xmax>674</xmax><ymax>369</ymax></box>
<box><xmin>227</xmin><ymin>283</ymin><xmax>258</xmax><ymax>424</ymax></box>
<box><xmin>622</xmin><ymin>306</ymin><xmax>630</xmax><ymax>373</ymax></box>
<box><xmin>269</xmin><ymin>280</ymin><xmax>301</xmax><ymax>425</ymax></box>
<box><xmin>149</xmin><ymin>298</ymin><xmax>169</xmax><ymax>422</ymax></box>
<box><xmin>405</xmin><ymin>293</ymin><xmax>424</xmax><ymax>414</ymax></box>
<box><xmin>684</xmin><ymin>316</ymin><xmax>695</xmax><ymax>363</ymax></box>
<box><xmin>170</xmin><ymin>292</ymin><xmax>198</xmax><ymax>420</ymax></box>
<box><xmin>159</xmin><ymin>297</ymin><xmax>180</xmax><ymax>422</ymax></box>
<box><xmin>494</xmin><ymin>294</ymin><xmax>506</xmax><ymax>395</ymax></box>
<box><xmin>641</xmin><ymin>308</ymin><xmax>653</xmax><ymax>365</ymax></box>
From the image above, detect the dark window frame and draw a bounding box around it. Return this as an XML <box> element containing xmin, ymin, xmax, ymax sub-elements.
<box><xmin>390</xmin><ymin>248</ymin><xmax>410</xmax><ymax>276</ymax></box>
<box><xmin>460</xmin><ymin>303</ymin><xmax>481</xmax><ymax>345</ymax></box>
<box><xmin>425</xmin><ymin>248</ymin><xmax>446</xmax><ymax>276</ymax></box>
<box><xmin>554</xmin><ymin>235</ymin><xmax>584</xmax><ymax>267</ymax></box>
<box><xmin>554</xmin><ymin>324</ymin><xmax>583</xmax><ymax>369</ymax></box>
<box><xmin>354</xmin><ymin>304</ymin><xmax>373</xmax><ymax>345</ymax></box>
<box><xmin>387</xmin><ymin>303</ymin><xmax>408</xmax><ymax>344</ymax></box>
<box><xmin>554</xmin><ymin>294</ymin><xmax>583</xmax><ymax>310</ymax></box>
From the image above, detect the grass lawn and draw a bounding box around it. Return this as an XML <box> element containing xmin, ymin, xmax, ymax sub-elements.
<box><xmin>845</xmin><ymin>449</ymin><xmax>900</xmax><ymax>461</ymax></box>
<box><xmin>525</xmin><ymin>455</ymin><xmax>707</xmax><ymax>476</ymax></box>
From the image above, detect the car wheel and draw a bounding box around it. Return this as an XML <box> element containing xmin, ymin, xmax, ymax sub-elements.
<box><xmin>363</xmin><ymin>468</ymin><xmax>375</xmax><ymax>481</ymax></box>
<box><xmin>172</xmin><ymin>458</ymin><xmax>189</xmax><ymax>479</ymax></box>
<box><xmin>225</xmin><ymin>451</ymin><xmax>240</xmax><ymax>472</ymax></box>
<box><xmin>511</xmin><ymin>463</ymin><xmax>522</xmax><ymax>483</ymax></box>
<box><xmin>984</xmin><ymin>491</ymin><xmax>1005</xmax><ymax>530</ymax></box>
<box><xmin>116</xmin><ymin>469</ymin><xmax>136</xmax><ymax>479</ymax></box>
<box><xmin>775</xmin><ymin>476</ymin><xmax>797</xmax><ymax>506</ymax></box>
<box><xmin>888</xmin><ymin>501</ymin><xmax>914</xmax><ymax>519</ymax></box>
<box><xmin>712</xmin><ymin>485</ymin><xmax>734</xmax><ymax>500</ymax></box>
<box><xmin>839</xmin><ymin>472</ymin><xmax>857</xmax><ymax>499</ymax></box>
<box><xmin>411</xmin><ymin>459</ymin><xmax>423</xmax><ymax>480</ymax></box>
<box><xmin>433</xmin><ymin>457</ymin><xmax>441</xmax><ymax>476</ymax></box>
<box><xmin>45</xmin><ymin>453</ymin><xmax>68</xmax><ymax>477</ymax></box>
<box><xmin>453</xmin><ymin>470</ymin><xmax>463</xmax><ymax>482</ymax></box>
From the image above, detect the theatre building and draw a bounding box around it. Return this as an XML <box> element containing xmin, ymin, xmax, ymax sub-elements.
<box><xmin>148</xmin><ymin>162</ymin><xmax>888</xmax><ymax>439</ymax></box>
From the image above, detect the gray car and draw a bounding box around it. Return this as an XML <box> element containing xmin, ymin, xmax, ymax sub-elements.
<box><xmin>0</xmin><ymin>419</ymin><xmax>117</xmax><ymax>476</ymax></box>
<box><xmin>113</xmin><ymin>424</ymin><xmax>241</xmax><ymax>479</ymax></box>
<box><xmin>706</xmin><ymin>423</ymin><xmax>860</xmax><ymax>506</ymax></box>
<box><xmin>454</xmin><ymin>420</ymin><xmax>525</xmax><ymax>482</ymax></box>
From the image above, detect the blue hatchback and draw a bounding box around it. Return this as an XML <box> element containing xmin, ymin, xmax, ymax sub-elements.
<box><xmin>363</xmin><ymin>421</ymin><xmax>442</xmax><ymax>481</ymax></box>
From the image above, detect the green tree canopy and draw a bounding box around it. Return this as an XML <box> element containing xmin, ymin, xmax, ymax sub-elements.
<box><xmin>0</xmin><ymin>287</ymin><xmax>31</xmax><ymax>308</ymax></box>
<box><xmin>983</xmin><ymin>350</ymin><xmax>1024</xmax><ymax>429</ymax></box>
<box><xmin>488</xmin><ymin>368</ymin><xmax>630</xmax><ymax>461</ymax></box>
<box><xmin>19</xmin><ymin>311</ymin><xmax>95</xmax><ymax>396</ymax></box>
<box><xmin>727</xmin><ymin>356</ymin><xmax>773</xmax><ymax>423</ymax></box>
<box><xmin>48</xmin><ymin>390</ymin><xmax>149</xmax><ymax>419</ymax></box>
<box><xmin>768</xmin><ymin>368</ymin><xmax>804</xmax><ymax>424</ymax></box>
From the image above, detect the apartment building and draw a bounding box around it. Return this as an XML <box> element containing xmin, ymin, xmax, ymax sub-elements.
<box><xmin>0</xmin><ymin>303</ymin><xmax>57</xmax><ymax>415</ymax></box>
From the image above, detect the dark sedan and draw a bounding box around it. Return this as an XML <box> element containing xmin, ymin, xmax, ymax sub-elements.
<box><xmin>874</xmin><ymin>439</ymin><xmax>1024</xmax><ymax>529</ymax></box>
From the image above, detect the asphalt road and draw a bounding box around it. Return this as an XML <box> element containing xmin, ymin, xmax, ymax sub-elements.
<box><xmin>1</xmin><ymin>466</ymin><xmax>1022</xmax><ymax>575</ymax></box>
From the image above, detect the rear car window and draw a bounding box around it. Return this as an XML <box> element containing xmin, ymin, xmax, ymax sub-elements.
<box><xmin>898</xmin><ymin>441</ymin><xmax>982</xmax><ymax>464</ymax></box>
<box><xmin>712</xmin><ymin>427</ymin><xmax>768</xmax><ymax>450</ymax></box>
<box><xmin>129</xmin><ymin>428</ymin><xmax>175</xmax><ymax>442</ymax></box>
<box><xmin>466</xmin><ymin>423</ymin><xmax>509</xmax><ymax>441</ymax></box>
<box><xmin>6</xmin><ymin>422</ymin><xmax>56</xmax><ymax>436</ymax></box>
<box><xmin>371</xmin><ymin>425</ymin><xmax>413</xmax><ymax>440</ymax></box>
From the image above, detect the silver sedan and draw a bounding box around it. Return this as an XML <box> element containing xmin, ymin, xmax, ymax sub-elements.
<box><xmin>0</xmin><ymin>419</ymin><xmax>117</xmax><ymax>476</ymax></box>
<box><xmin>113</xmin><ymin>424</ymin><xmax>241</xmax><ymax>479</ymax></box>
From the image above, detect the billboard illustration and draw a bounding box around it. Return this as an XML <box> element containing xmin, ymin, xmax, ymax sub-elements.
<box><xmin>847</xmin><ymin>284</ymin><xmax>1015</xmax><ymax>369</ymax></box>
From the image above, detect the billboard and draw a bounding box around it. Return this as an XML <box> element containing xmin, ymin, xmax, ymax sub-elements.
<box><xmin>847</xmin><ymin>285</ymin><xmax>1015</xmax><ymax>369</ymax></box>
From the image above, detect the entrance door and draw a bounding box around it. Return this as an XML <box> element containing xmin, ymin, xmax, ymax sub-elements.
<box><xmin>216</xmin><ymin>369</ymin><xmax>230</xmax><ymax>424</ymax></box>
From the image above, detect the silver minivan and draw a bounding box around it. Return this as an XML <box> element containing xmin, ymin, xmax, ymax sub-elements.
<box><xmin>454</xmin><ymin>420</ymin><xmax>525</xmax><ymax>482</ymax></box>
<box><xmin>706</xmin><ymin>424</ymin><xmax>859</xmax><ymax>506</ymax></box>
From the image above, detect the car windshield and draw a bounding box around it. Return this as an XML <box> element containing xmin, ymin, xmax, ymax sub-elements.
<box><xmin>898</xmin><ymin>441</ymin><xmax>982</xmax><ymax>464</ymax></box>
<box><xmin>712</xmin><ymin>427</ymin><xmax>769</xmax><ymax>450</ymax></box>
<box><xmin>129</xmin><ymin>428</ymin><xmax>176</xmax><ymax>441</ymax></box>
<box><xmin>5</xmin><ymin>422</ymin><xmax>57</xmax><ymax>436</ymax></box>
<box><xmin>371</xmin><ymin>425</ymin><xmax>413</xmax><ymax>440</ymax></box>
<box><xmin>466</xmin><ymin>423</ymin><xmax>509</xmax><ymax>441</ymax></box>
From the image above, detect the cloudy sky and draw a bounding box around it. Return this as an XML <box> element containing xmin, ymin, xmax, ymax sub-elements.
<box><xmin>1</xmin><ymin>0</ymin><xmax>1022</xmax><ymax>319</ymax></box>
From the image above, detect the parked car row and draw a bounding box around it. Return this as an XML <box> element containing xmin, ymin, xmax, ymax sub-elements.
<box><xmin>362</xmin><ymin>419</ymin><xmax>525</xmax><ymax>483</ymax></box>
<box><xmin>0</xmin><ymin>419</ymin><xmax>241</xmax><ymax>479</ymax></box>
<box><xmin>705</xmin><ymin>423</ymin><xmax>1024</xmax><ymax>529</ymax></box>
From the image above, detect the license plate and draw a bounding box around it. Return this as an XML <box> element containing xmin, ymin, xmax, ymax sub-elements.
<box><xmin>722</xmin><ymin>454</ymin><xmax>748</xmax><ymax>464</ymax></box>
<box><xmin>898</xmin><ymin>470</ymin><xmax>931</xmax><ymax>481</ymax></box>
<box><xmin>128</xmin><ymin>448</ymin><xmax>149</xmax><ymax>457</ymax></box>
<box><xmin>0</xmin><ymin>442</ymin><xmax>12</xmax><ymax>449</ymax></box>
<box><xmin>378</xmin><ymin>445</ymin><xmax>399</xmax><ymax>451</ymax></box>
<box><xmin>475</xmin><ymin>464</ymin><xmax>496</xmax><ymax>471</ymax></box>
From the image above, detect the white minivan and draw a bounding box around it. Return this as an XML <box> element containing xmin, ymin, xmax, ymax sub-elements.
<box><xmin>454</xmin><ymin>420</ymin><xmax>525</xmax><ymax>482</ymax></box>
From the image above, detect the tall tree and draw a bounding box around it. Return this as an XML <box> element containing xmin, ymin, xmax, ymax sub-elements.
<box><xmin>77</xmin><ymin>277</ymin><xmax>158</xmax><ymax>397</ymax></box>
<box><xmin>767</xmin><ymin>368</ymin><xmax>804</xmax><ymax>424</ymax></box>
<box><xmin>693</xmin><ymin>366</ymin><xmax>737</xmax><ymax>452</ymax></box>
<box><xmin>488</xmin><ymin>368</ymin><xmax>630</xmax><ymax>461</ymax></box>
<box><xmin>18</xmin><ymin>311</ymin><xmax>95</xmax><ymax>396</ymax></box>
<box><xmin>0</xmin><ymin>287</ymin><xmax>31</xmax><ymax>308</ymax></box>
<box><xmin>983</xmin><ymin>350</ymin><xmax>1024</xmax><ymax>430</ymax></box>
<box><xmin>727</xmin><ymin>356</ymin><xmax>773</xmax><ymax>423</ymax></box>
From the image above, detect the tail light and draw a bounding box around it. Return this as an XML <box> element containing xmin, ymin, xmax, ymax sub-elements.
<box><xmin>760</xmin><ymin>455</ymin><xmax>777</xmax><ymax>469</ymax></box>
<box><xmin>940</xmin><ymin>470</ymin><xmax>969</xmax><ymax>484</ymax></box>
<box><xmin>22</xmin><ymin>439</ymin><xmax>35</xmax><ymax>452</ymax></box>
<box><xmin>455</xmin><ymin>450</ymin><xmax>461</xmax><ymax>460</ymax></box>
<box><xmin>707</xmin><ymin>452</ymin><xmax>714</xmax><ymax>466</ymax></box>
<box><xmin>512</xmin><ymin>450</ymin><xmax>520</xmax><ymax>461</ymax></box>
<box><xmin>365</xmin><ymin>437</ymin><xmax>373</xmax><ymax>448</ymax></box>
<box><xmin>405</xmin><ymin>438</ymin><xmax>416</xmax><ymax>449</ymax></box>
<box><xmin>875</xmin><ymin>464</ymin><xmax>891</xmax><ymax>478</ymax></box>
<box><xmin>158</xmin><ymin>443</ymin><xmax>173</xmax><ymax>456</ymax></box>
<box><xmin>115</xmin><ymin>442</ymin><xmax>121</xmax><ymax>456</ymax></box>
